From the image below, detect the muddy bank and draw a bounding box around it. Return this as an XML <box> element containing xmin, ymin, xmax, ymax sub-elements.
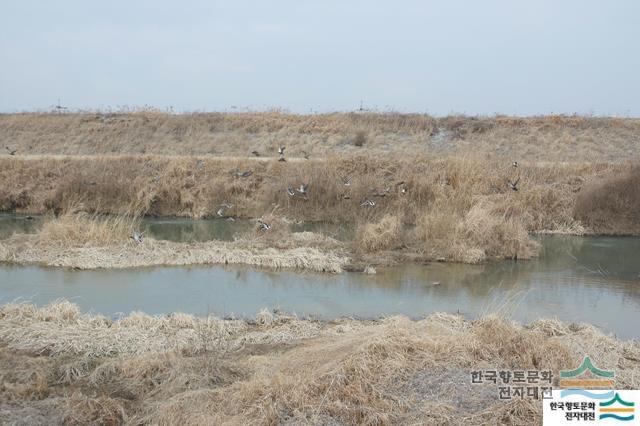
<box><xmin>0</xmin><ymin>301</ymin><xmax>638</xmax><ymax>425</ymax></box>
<box><xmin>0</xmin><ymin>234</ymin><xmax>349</xmax><ymax>273</ymax></box>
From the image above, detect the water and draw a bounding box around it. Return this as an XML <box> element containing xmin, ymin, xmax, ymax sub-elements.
<box><xmin>0</xmin><ymin>214</ymin><xmax>353</xmax><ymax>242</ymax></box>
<box><xmin>1</xmin><ymin>231</ymin><xmax>638</xmax><ymax>338</ymax></box>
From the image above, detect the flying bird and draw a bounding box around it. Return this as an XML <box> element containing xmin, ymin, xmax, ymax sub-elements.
<box><xmin>286</xmin><ymin>187</ymin><xmax>295</xmax><ymax>196</ymax></box>
<box><xmin>302</xmin><ymin>151</ymin><xmax>310</xmax><ymax>160</ymax></box>
<box><xmin>296</xmin><ymin>184</ymin><xmax>309</xmax><ymax>195</ymax></box>
<box><xmin>278</xmin><ymin>146</ymin><xmax>286</xmax><ymax>156</ymax></box>
<box><xmin>251</xmin><ymin>150</ymin><xmax>260</xmax><ymax>157</ymax></box>
<box><xmin>217</xmin><ymin>203</ymin><xmax>233</xmax><ymax>217</ymax></box>
<box><xmin>232</xmin><ymin>169</ymin><xmax>253</xmax><ymax>178</ymax></box>
<box><xmin>512</xmin><ymin>161</ymin><xmax>518</xmax><ymax>168</ymax></box>
<box><xmin>5</xmin><ymin>147</ymin><xmax>16</xmax><ymax>156</ymax></box>
<box><xmin>341</xmin><ymin>176</ymin><xmax>352</xmax><ymax>186</ymax></box>
<box><xmin>361</xmin><ymin>200</ymin><xmax>375</xmax><ymax>207</ymax></box>
<box><xmin>130</xmin><ymin>232</ymin><xmax>144</xmax><ymax>244</ymax></box>
<box><xmin>257</xmin><ymin>219</ymin><xmax>271</xmax><ymax>231</ymax></box>
<box><xmin>508</xmin><ymin>177</ymin><xmax>520</xmax><ymax>191</ymax></box>
<box><xmin>373</xmin><ymin>187</ymin><xmax>390</xmax><ymax>197</ymax></box>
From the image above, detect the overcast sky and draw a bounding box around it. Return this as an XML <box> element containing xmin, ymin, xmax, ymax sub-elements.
<box><xmin>1</xmin><ymin>1</ymin><xmax>639</xmax><ymax>115</ymax></box>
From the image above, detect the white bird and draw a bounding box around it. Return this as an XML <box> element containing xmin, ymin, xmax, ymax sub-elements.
<box><xmin>278</xmin><ymin>146</ymin><xmax>286</xmax><ymax>156</ymax></box>
<box><xmin>130</xmin><ymin>232</ymin><xmax>144</xmax><ymax>244</ymax></box>
<box><xmin>217</xmin><ymin>203</ymin><xmax>233</xmax><ymax>218</ymax></box>
<box><xmin>361</xmin><ymin>200</ymin><xmax>375</xmax><ymax>207</ymax></box>
<box><xmin>512</xmin><ymin>161</ymin><xmax>518</xmax><ymax>168</ymax></box>
<box><xmin>296</xmin><ymin>184</ymin><xmax>309</xmax><ymax>195</ymax></box>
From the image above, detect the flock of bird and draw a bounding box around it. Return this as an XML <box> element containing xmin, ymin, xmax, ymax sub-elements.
<box><xmin>2</xmin><ymin>144</ymin><xmax>521</xmax><ymax>239</ymax></box>
<box><xmin>223</xmin><ymin>147</ymin><xmax>523</xmax><ymax>232</ymax></box>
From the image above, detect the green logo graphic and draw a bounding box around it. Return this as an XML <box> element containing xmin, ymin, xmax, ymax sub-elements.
<box><xmin>560</xmin><ymin>356</ymin><xmax>614</xmax><ymax>378</ymax></box>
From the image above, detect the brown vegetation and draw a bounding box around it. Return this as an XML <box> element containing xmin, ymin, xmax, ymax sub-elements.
<box><xmin>0</xmin><ymin>301</ymin><xmax>638</xmax><ymax>425</ymax></box>
<box><xmin>0</xmin><ymin>231</ymin><xmax>348</xmax><ymax>272</ymax></box>
<box><xmin>35</xmin><ymin>211</ymin><xmax>140</xmax><ymax>247</ymax></box>
<box><xmin>1</xmin><ymin>112</ymin><xmax>639</xmax><ymax>162</ymax></box>
<box><xmin>0</xmin><ymin>153</ymin><xmax>636</xmax><ymax>265</ymax></box>
<box><xmin>1</xmin><ymin>111</ymin><xmax>638</xmax><ymax>264</ymax></box>
<box><xmin>574</xmin><ymin>167</ymin><xmax>640</xmax><ymax>234</ymax></box>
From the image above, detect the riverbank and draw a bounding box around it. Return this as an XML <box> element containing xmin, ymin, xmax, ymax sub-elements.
<box><xmin>0</xmin><ymin>301</ymin><xmax>638</xmax><ymax>425</ymax></box>
<box><xmin>1</xmin><ymin>154</ymin><xmax>639</xmax><ymax>267</ymax></box>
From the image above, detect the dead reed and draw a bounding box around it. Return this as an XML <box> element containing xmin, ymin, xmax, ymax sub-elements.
<box><xmin>1</xmin><ymin>112</ymin><xmax>639</xmax><ymax>162</ymax></box>
<box><xmin>0</xmin><ymin>301</ymin><xmax>638</xmax><ymax>425</ymax></box>
<box><xmin>0</xmin><ymin>154</ymin><xmax>635</xmax><ymax>265</ymax></box>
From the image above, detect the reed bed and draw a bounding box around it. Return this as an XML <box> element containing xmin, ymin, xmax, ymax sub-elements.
<box><xmin>0</xmin><ymin>301</ymin><xmax>638</xmax><ymax>425</ymax></box>
<box><xmin>0</xmin><ymin>233</ymin><xmax>349</xmax><ymax>272</ymax></box>
<box><xmin>1</xmin><ymin>154</ymin><xmax>637</xmax><ymax>266</ymax></box>
<box><xmin>36</xmin><ymin>211</ymin><xmax>140</xmax><ymax>247</ymax></box>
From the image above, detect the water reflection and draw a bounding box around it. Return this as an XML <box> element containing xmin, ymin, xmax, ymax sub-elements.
<box><xmin>0</xmin><ymin>214</ymin><xmax>353</xmax><ymax>242</ymax></box>
<box><xmin>0</xmin><ymin>214</ymin><xmax>42</xmax><ymax>239</ymax></box>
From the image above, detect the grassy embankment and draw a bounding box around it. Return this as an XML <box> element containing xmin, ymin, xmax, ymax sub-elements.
<box><xmin>0</xmin><ymin>301</ymin><xmax>638</xmax><ymax>425</ymax></box>
<box><xmin>0</xmin><ymin>112</ymin><xmax>638</xmax><ymax>269</ymax></box>
<box><xmin>2</xmin><ymin>111</ymin><xmax>639</xmax><ymax>162</ymax></box>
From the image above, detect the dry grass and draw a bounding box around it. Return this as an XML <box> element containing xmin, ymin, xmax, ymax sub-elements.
<box><xmin>1</xmin><ymin>112</ymin><xmax>639</xmax><ymax>162</ymax></box>
<box><xmin>355</xmin><ymin>214</ymin><xmax>404</xmax><ymax>253</ymax></box>
<box><xmin>0</xmin><ymin>154</ymin><xmax>635</xmax><ymax>265</ymax></box>
<box><xmin>0</xmin><ymin>301</ymin><xmax>638</xmax><ymax>425</ymax></box>
<box><xmin>36</xmin><ymin>211</ymin><xmax>140</xmax><ymax>248</ymax></box>
<box><xmin>574</xmin><ymin>166</ymin><xmax>640</xmax><ymax>235</ymax></box>
<box><xmin>0</xmin><ymin>112</ymin><xmax>638</xmax><ymax>264</ymax></box>
<box><xmin>0</xmin><ymin>233</ymin><xmax>349</xmax><ymax>272</ymax></box>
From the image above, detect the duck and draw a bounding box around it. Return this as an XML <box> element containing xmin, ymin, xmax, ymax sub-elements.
<box><xmin>130</xmin><ymin>232</ymin><xmax>144</xmax><ymax>244</ymax></box>
<box><xmin>296</xmin><ymin>184</ymin><xmax>309</xmax><ymax>195</ymax></box>
<box><xmin>232</xmin><ymin>169</ymin><xmax>253</xmax><ymax>178</ymax></box>
<box><xmin>373</xmin><ymin>187</ymin><xmax>390</xmax><ymax>197</ymax></box>
<box><xmin>217</xmin><ymin>203</ymin><xmax>233</xmax><ymax>217</ymax></box>
<box><xmin>508</xmin><ymin>177</ymin><xmax>520</xmax><ymax>191</ymax></box>
<box><xmin>257</xmin><ymin>219</ymin><xmax>271</xmax><ymax>231</ymax></box>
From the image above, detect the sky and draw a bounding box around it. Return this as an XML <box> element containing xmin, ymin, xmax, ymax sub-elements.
<box><xmin>1</xmin><ymin>1</ymin><xmax>639</xmax><ymax>115</ymax></box>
